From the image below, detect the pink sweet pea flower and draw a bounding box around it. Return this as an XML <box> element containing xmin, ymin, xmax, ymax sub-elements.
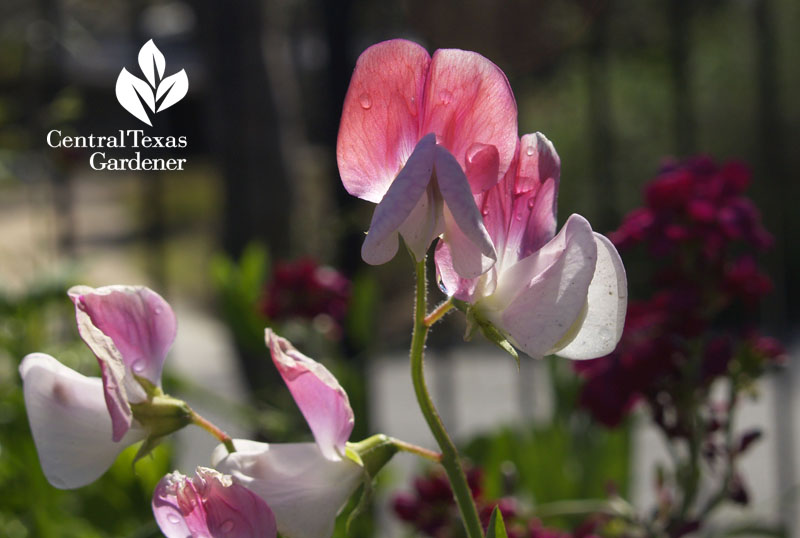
<box><xmin>436</xmin><ymin>133</ymin><xmax>627</xmax><ymax>359</ymax></box>
<box><xmin>337</xmin><ymin>39</ymin><xmax>518</xmax><ymax>277</ymax></box>
<box><xmin>212</xmin><ymin>330</ymin><xmax>363</xmax><ymax>538</ymax></box>
<box><xmin>19</xmin><ymin>285</ymin><xmax>177</xmax><ymax>489</ymax></box>
<box><xmin>153</xmin><ymin>467</ymin><xmax>277</xmax><ymax>538</ymax></box>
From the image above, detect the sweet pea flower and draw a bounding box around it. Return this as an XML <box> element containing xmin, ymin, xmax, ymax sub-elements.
<box><xmin>153</xmin><ymin>467</ymin><xmax>277</xmax><ymax>538</ymax></box>
<box><xmin>212</xmin><ymin>329</ymin><xmax>363</xmax><ymax>538</ymax></box>
<box><xmin>337</xmin><ymin>39</ymin><xmax>518</xmax><ymax>277</ymax></box>
<box><xmin>19</xmin><ymin>285</ymin><xmax>177</xmax><ymax>488</ymax></box>
<box><xmin>436</xmin><ymin>133</ymin><xmax>627</xmax><ymax>359</ymax></box>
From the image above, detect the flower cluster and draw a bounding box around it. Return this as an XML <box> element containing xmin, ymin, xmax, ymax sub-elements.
<box><xmin>577</xmin><ymin>156</ymin><xmax>783</xmax><ymax>429</ymax></box>
<box><xmin>392</xmin><ymin>467</ymin><xmax>600</xmax><ymax>538</ymax></box>
<box><xmin>259</xmin><ymin>257</ymin><xmax>350</xmax><ymax>337</ymax></box>
<box><xmin>20</xmin><ymin>286</ymin><xmax>365</xmax><ymax>537</ymax></box>
<box><xmin>338</xmin><ymin>39</ymin><xmax>627</xmax><ymax>361</ymax></box>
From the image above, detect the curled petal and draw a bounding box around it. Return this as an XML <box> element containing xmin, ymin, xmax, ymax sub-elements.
<box><xmin>213</xmin><ymin>440</ymin><xmax>363</xmax><ymax>538</ymax></box>
<box><xmin>556</xmin><ymin>233</ymin><xmax>628</xmax><ymax>359</ymax></box>
<box><xmin>337</xmin><ymin>39</ymin><xmax>431</xmax><ymax>203</ymax></box>
<box><xmin>19</xmin><ymin>353</ymin><xmax>143</xmax><ymax>489</ymax></box>
<box><xmin>361</xmin><ymin>134</ymin><xmax>437</xmax><ymax>264</ymax></box>
<box><xmin>266</xmin><ymin>330</ymin><xmax>354</xmax><ymax>461</ymax></box>
<box><xmin>485</xmin><ymin>215</ymin><xmax>598</xmax><ymax>358</ymax></box>
<box><xmin>153</xmin><ymin>467</ymin><xmax>277</xmax><ymax>538</ymax></box>
<box><xmin>436</xmin><ymin>145</ymin><xmax>496</xmax><ymax>279</ymax></box>
<box><xmin>421</xmin><ymin>48</ymin><xmax>517</xmax><ymax>193</ymax></box>
<box><xmin>515</xmin><ymin>132</ymin><xmax>561</xmax><ymax>196</ymax></box>
<box><xmin>68</xmin><ymin>285</ymin><xmax>176</xmax><ymax>441</ymax></box>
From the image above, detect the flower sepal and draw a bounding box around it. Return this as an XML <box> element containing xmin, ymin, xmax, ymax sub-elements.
<box><xmin>130</xmin><ymin>392</ymin><xmax>192</xmax><ymax>463</ymax></box>
<box><xmin>464</xmin><ymin>306</ymin><xmax>519</xmax><ymax>366</ymax></box>
<box><xmin>346</xmin><ymin>434</ymin><xmax>399</xmax><ymax>478</ymax></box>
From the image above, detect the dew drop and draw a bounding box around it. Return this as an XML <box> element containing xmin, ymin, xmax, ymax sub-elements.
<box><xmin>359</xmin><ymin>92</ymin><xmax>372</xmax><ymax>110</ymax></box>
<box><xmin>439</xmin><ymin>89</ymin><xmax>453</xmax><ymax>105</ymax></box>
<box><xmin>220</xmin><ymin>520</ymin><xmax>235</xmax><ymax>533</ymax></box>
<box><xmin>526</xmin><ymin>145</ymin><xmax>535</xmax><ymax>156</ymax></box>
<box><xmin>527</xmin><ymin>198</ymin><xmax>536</xmax><ymax>209</ymax></box>
<box><xmin>154</xmin><ymin>306</ymin><xmax>163</xmax><ymax>315</ymax></box>
<box><xmin>482</xmin><ymin>207</ymin><xmax>490</xmax><ymax>217</ymax></box>
<box><xmin>50</xmin><ymin>476</ymin><xmax>67</xmax><ymax>489</ymax></box>
<box><xmin>166</xmin><ymin>513</ymin><xmax>181</xmax><ymax>525</ymax></box>
<box><xmin>405</xmin><ymin>95</ymin><xmax>418</xmax><ymax>116</ymax></box>
<box><xmin>466</xmin><ymin>142</ymin><xmax>490</xmax><ymax>164</ymax></box>
<box><xmin>132</xmin><ymin>360</ymin><xmax>146</xmax><ymax>374</ymax></box>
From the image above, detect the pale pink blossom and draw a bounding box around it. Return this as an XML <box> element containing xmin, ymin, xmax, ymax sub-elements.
<box><xmin>436</xmin><ymin>133</ymin><xmax>627</xmax><ymax>359</ymax></box>
<box><xmin>337</xmin><ymin>39</ymin><xmax>518</xmax><ymax>277</ymax></box>
<box><xmin>153</xmin><ymin>467</ymin><xmax>276</xmax><ymax>538</ymax></box>
<box><xmin>19</xmin><ymin>285</ymin><xmax>176</xmax><ymax>488</ymax></box>
<box><xmin>212</xmin><ymin>330</ymin><xmax>363</xmax><ymax>538</ymax></box>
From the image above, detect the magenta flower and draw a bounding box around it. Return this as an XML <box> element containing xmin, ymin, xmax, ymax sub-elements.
<box><xmin>153</xmin><ymin>467</ymin><xmax>277</xmax><ymax>538</ymax></box>
<box><xmin>19</xmin><ymin>285</ymin><xmax>176</xmax><ymax>488</ymax></box>
<box><xmin>436</xmin><ymin>133</ymin><xmax>627</xmax><ymax>359</ymax></box>
<box><xmin>212</xmin><ymin>330</ymin><xmax>363</xmax><ymax>538</ymax></box>
<box><xmin>337</xmin><ymin>39</ymin><xmax>518</xmax><ymax>277</ymax></box>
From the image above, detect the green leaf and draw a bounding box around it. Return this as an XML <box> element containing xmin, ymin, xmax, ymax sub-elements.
<box><xmin>486</xmin><ymin>506</ymin><xmax>508</xmax><ymax>538</ymax></box>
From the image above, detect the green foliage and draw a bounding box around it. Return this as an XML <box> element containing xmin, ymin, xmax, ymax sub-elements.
<box><xmin>210</xmin><ymin>242</ymin><xmax>271</xmax><ymax>355</ymax></box>
<box><xmin>486</xmin><ymin>506</ymin><xmax>509</xmax><ymax>538</ymax></box>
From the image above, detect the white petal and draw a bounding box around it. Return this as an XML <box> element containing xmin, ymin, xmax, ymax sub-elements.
<box><xmin>213</xmin><ymin>440</ymin><xmax>363</xmax><ymax>538</ymax></box>
<box><xmin>556</xmin><ymin>233</ymin><xmax>628</xmax><ymax>359</ymax></box>
<box><xmin>485</xmin><ymin>215</ymin><xmax>598</xmax><ymax>358</ymax></box>
<box><xmin>19</xmin><ymin>353</ymin><xmax>143</xmax><ymax>489</ymax></box>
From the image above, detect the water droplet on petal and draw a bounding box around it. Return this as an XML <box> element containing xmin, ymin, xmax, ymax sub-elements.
<box><xmin>526</xmin><ymin>145</ymin><xmax>535</xmax><ymax>156</ymax></box>
<box><xmin>50</xmin><ymin>476</ymin><xmax>67</xmax><ymax>489</ymax></box>
<box><xmin>221</xmin><ymin>520</ymin><xmax>235</xmax><ymax>533</ymax></box>
<box><xmin>359</xmin><ymin>92</ymin><xmax>372</xmax><ymax>110</ymax></box>
<box><xmin>482</xmin><ymin>207</ymin><xmax>490</xmax><ymax>217</ymax></box>
<box><xmin>528</xmin><ymin>198</ymin><xmax>537</xmax><ymax>209</ymax></box>
<box><xmin>154</xmin><ymin>306</ymin><xmax>163</xmax><ymax>315</ymax></box>
<box><xmin>466</xmin><ymin>143</ymin><xmax>490</xmax><ymax>165</ymax></box>
<box><xmin>405</xmin><ymin>94</ymin><xmax>418</xmax><ymax>117</ymax></box>
<box><xmin>439</xmin><ymin>89</ymin><xmax>453</xmax><ymax>105</ymax></box>
<box><xmin>132</xmin><ymin>360</ymin><xmax>146</xmax><ymax>374</ymax></box>
<box><xmin>166</xmin><ymin>513</ymin><xmax>181</xmax><ymax>524</ymax></box>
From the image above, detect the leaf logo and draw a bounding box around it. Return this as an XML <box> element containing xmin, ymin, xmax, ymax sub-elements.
<box><xmin>115</xmin><ymin>40</ymin><xmax>188</xmax><ymax>126</ymax></box>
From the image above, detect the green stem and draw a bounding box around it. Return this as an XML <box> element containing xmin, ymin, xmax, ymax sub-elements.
<box><xmin>424</xmin><ymin>298</ymin><xmax>454</xmax><ymax>327</ymax></box>
<box><xmin>390</xmin><ymin>437</ymin><xmax>443</xmax><ymax>463</ymax></box>
<box><xmin>189</xmin><ymin>408</ymin><xmax>236</xmax><ymax>453</ymax></box>
<box><xmin>410</xmin><ymin>259</ymin><xmax>484</xmax><ymax>538</ymax></box>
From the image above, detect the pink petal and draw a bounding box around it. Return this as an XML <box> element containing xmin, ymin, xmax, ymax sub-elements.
<box><xmin>266</xmin><ymin>330</ymin><xmax>354</xmax><ymax>461</ymax></box>
<box><xmin>420</xmin><ymin>48</ymin><xmax>517</xmax><ymax>194</ymax></box>
<box><xmin>556</xmin><ymin>233</ymin><xmax>628</xmax><ymax>359</ymax></box>
<box><xmin>19</xmin><ymin>353</ymin><xmax>144</xmax><ymax>489</ymax></box>
<box><xmin>487</xmin><ymin>214</ymin><xmax>598</xmax><ymax>358</ymax></box>
<box><xmin>464</xmin><ymin>143</ymin><xmax>500</xmax><ymax>194</ymax></box>
<box><xmin>212</xmin><ymin>440</ymin><xmax>364</xmax><ymax>538</ymax></box>
<box><xmin>153</xmin><ymin>467</ymin><xmax>277</xmax><ymax>538</ymax></box>
<box><xmin>435</xmin><ymin>145</ymin><xmax>496</xmax><ymax>278</ymax></box>
<box><xmin>361</xmin><ymin>134</ymin><xmax>437</xmax><ymax>264</ymax></box>
<box><xmin>433</xmin><ymin>240</ymin><xmax>483</xmax><ymax>302</ymax></box>
<box><xmin>68</xmin><ymin>285</ymin><xmax>177</xmax><ymax>441</ymax></box>
<box><xmin>516</xmin><ymin>132</ymin><xmax>561</xmax><ymax>195</ymax></box>
<box><xmin>337</xmin><ymin>39</ymin><xmax>431</xmax><ymax>203</ymax></box>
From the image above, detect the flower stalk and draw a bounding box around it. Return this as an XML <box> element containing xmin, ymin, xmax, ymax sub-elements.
<box><xmin>410</xmin><ymin>258</ymin><xmax>484</xmax><ymax>538</ymax></box>
<box><xmin>189</xmin><ymin>408</ymin><xmax>235</xmax><ymax>453</ymax></box>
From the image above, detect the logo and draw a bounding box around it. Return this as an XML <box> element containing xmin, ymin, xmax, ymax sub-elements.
<box><xmin>115</xmin><ymin>40</ymin><xmax>188</xmax><ymax>127</ymax></box>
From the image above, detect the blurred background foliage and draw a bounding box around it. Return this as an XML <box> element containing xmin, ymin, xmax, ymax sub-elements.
<box><xmin>0</xmin><ymin>0</ymin><xmax>798</xmax><ymax>536</ymax></box>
